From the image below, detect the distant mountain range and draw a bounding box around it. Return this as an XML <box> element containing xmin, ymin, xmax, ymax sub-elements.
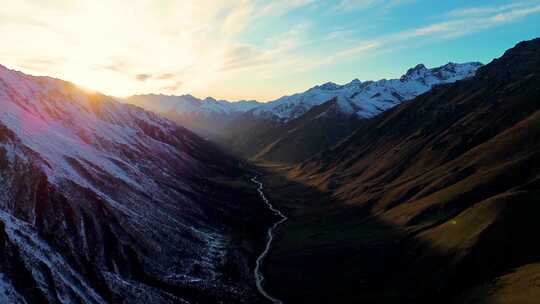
<box><xmin>127</xmin><ymin>94</ymin><xmax>260</xmax><ymax>117</ymax></box>
<box><xmin>129</xmin><ymin>62</ymin><xmax>482</xmax><ymax>121</ymax></box>
<box><xmin>126</xmin><ymin>94</ymin><xmax>261</xmax><ymax>138</ymax></box>
<box><xmin>252</xmin><ymin>62</ymin><xmax>482</xmax><ymax>121</ymax></box>
<box><xmin>128</xmin><ymin>62</ymin><xmax>482</xmax><ymax>163</ymax></box>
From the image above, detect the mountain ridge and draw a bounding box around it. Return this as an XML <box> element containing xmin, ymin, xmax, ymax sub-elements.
<box><xmin>251</xmin><ymin>61</ymin><xmax>482</xmax><ymax>121</ymax></box>
<box><xmin>215</xmin><ymin>61</ymin><xmax>482</xmax><ymax>164</ymax></box>
<box><xmin>0</xmin><ymin>64</ymin><xmax>269</xmax><ymax>303</ymax></box>
<box><xmin>126</xmin><ymin>61</ymin><xmax>482</xmax><ymax>126</ymax></box>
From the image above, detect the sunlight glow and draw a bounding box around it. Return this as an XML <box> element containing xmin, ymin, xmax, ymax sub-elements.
<box><xmin>1</xmin><ymin>1</ymin><xmax>238</xmax><ymax>97</ymax></box>
<box><xmin>1</xmin><ymin>0</ymin><xmax>539</xmax><ymax>101</ymax></box>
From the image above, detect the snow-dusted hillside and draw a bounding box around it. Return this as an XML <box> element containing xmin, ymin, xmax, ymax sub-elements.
<box><xmin>253</xmin><ymin>62</ymin><xmax>483</xmax><ymax>121</ymax></box>
<box><xmin>127</xmin><ymin>94</ymin><xmax>261</xmax><ymax>117</ymax></box>
<box><xmin>0</xmin><ymin>66</ymin><xmax>191</xmax><ymax>190</ymax></box>
<box><xmin>0</xmin><ymin>64</ymin><xmax>263</xmax><ymax>303</ymax></box>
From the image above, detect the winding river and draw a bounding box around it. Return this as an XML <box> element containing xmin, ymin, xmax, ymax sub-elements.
<box><xmin>251</xmin><ymin>175</ymin><xmax>288</xmax><ymax>304</ymax></box>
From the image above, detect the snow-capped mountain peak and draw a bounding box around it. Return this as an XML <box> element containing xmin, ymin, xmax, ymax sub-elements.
<box><xmin>203</xmin><ymin>96</ymin><xmax>218</xmax><ymax>103</ymax></box>
<box><xmin>314</xmin><ymin>81</ymin><xmax>341</xmax><ymax>91</ymax></box>
<box><xmin>344</xmin><ymin>78</ymin><xmax>362</xmax><ymax>88</ymax></box>
<box><xmin>402</xmin><ymin>64</ymin><xmax>428</xmax><ymax>80</ymax></box>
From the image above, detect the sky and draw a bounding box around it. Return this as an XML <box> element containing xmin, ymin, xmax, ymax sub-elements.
<box><xmin>1</xmin><ymin>0</ymin><xmax>539</xmax><ymax>101</ymax></box>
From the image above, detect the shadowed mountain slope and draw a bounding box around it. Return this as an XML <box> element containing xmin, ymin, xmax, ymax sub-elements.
<box><xmin>263</xmin><ymin>38</ymin><xmax>540</xmax><ymax>303</ymax></box>
<box><xmin>219</xmin><ymin>62</ymin><xmax>481</xmax><ymax>164</ymax></box>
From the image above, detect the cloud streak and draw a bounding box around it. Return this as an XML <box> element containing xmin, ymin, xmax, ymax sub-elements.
<box><xmin>135</xmin><ymin>74</ymin><xmax>152</xmax><ymax>81</ymax></box>
<box><xmin>333</xmin><ymin>0</ymin><xmax>413</xmax><ymax>12</ymax></box>
<box><xmin>309</xmin><ymin>1</ymin><xmax>540</xmax><ymax>70</ymax></box>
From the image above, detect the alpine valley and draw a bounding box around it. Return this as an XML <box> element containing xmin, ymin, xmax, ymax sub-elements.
<box><xmin>0</xmin><ymin>18</ymin><xmax>539</xmax><ymax>304</ymax></box>
<box><xmin>126</xmin><ymin>38</ymin><xmax>540</xmax><ymax>303</ymax></box>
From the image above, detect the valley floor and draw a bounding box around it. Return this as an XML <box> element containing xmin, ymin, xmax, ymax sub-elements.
<box><xmin>258</xmin><ymin>163</ymin><xmax>411</xmax><ymax>303</ymax></box>
<box><xmin>257</xmin><ymin>163</ymin><xmax>540</xmax><ymax>304</ymax></box>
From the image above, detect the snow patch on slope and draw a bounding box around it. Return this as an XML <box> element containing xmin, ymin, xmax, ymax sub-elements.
<box><xmin>0</xmin><ymin>210</ymin><xmax>107</xmax><ymax>304</ymax></box>
<box><xmin>0</xmin><ymin>274</ymin><xmax>27</xmax><ymax>304</ymax></box>
<box><xmin>0</xmin><ymin>66</ymin><xmax>187</xmax><ymax>198</ymax></box>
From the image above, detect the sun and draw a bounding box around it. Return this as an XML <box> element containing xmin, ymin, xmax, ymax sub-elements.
<box><xmin>75</xmin><ymin>82</ymin><xmax>98</xmax><ymax>94</ymax></box>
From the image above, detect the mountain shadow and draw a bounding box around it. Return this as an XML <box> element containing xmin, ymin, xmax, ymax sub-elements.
<box><xmin>259</xmin><ymin>38</ymin><xmax>540</xmax><ymax>304</ymax></box>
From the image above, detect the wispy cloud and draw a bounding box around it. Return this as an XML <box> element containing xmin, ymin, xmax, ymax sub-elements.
<box><xmin>156</xmin><ymin>73</ymin><xmax>175</xmax><ymax>80</ymax></box>
<box><xmin>135</xmin><ymin>74</ymin><xmax>152</xmax><ymax>82</ymax></box>
<box><xmin>314</xmin><ymin>1</ymin><xmax>540</xmax><ymax>68</ymax></box>
<box><xmin>258</xmin><ymin>0</ymin><xmax>315</xmax><ymax>16</ymax></box>
<box><xmin>333</xmin><ymin>0</ymin><xmax>413</xmax><ymax>12</ymax></box>
<box><xmin>220</xmin><ymin>22</ymin><xmax>311</xmax><ymax>73</ymax></box>
<box><xmin>446</xmin><ymin>1</ymin><xmax>536</xmax><ymax>17</ymax></box>
<box><xmin>161</xmin><ymin>80</ymin><xmax>184</xmax><ymax>92</ymax></box>
<box><xmin>0</xmin><ymin>0</ymin><xmax>538</xmax><ymax>100</ymax></box>
<box><xmin>334</xmin><ymin>0</ymin><xmax>380</xmax><ymax>12</ymax></box>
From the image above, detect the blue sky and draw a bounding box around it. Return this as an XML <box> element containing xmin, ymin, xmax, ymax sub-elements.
<box><xmin>229</xmin><ymin>0</ymin><xmax>540</xmax><ymax>100</ymax></box>
<box><xmin>1</xmin><ymin>0</ymin><xmax>539</xmax><ymax>100</ymax></box>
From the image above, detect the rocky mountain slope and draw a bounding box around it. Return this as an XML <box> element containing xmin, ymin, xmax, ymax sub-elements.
<box><xmin>219</xmin><ymin>62</ymin><xmax>482</xmax><ymax>163</ymax></box>
<box><xmin>262</xmin><ymin>38</ymin><xmax>540</xmax><ymax>303</ymax></box>
<box><xmin>0</xmin><ymin>65</ymin><xmax>269</xmax><ymax>304</ymax></box>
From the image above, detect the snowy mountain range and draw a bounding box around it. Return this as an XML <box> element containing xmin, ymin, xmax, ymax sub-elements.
<box><xmin>127</xmin><ymin>62</ymin><xmax>482</xmax><ymax>127</ymax></box>
<box><xmin>0</xmin><ymin>64</ymin><xmax>264</xmax><ymax>303</ymax></box>
<box><xmin>252</xmin><ymin>62</ymin><xmax>483</xmax><ymax>121</ymax></box>
<box><xmin>126</xmin><ymin>94</ymin><xmax>262</xmax><ymax>138</ymax></box>
<box><xmin>211</xmin><ymin>61</ymin><xmax>483</xmax><ymax>163</ymax></box>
